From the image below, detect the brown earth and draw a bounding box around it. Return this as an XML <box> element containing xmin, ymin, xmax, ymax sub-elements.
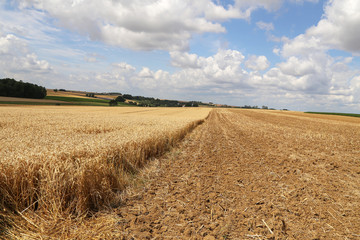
<box><xmin>115</xmin><ymin>109</ymin><xmax>360</xmax><ymax>239</ymax></box>
<box><xmin>0</xmin><ymin>96</ymin><xmax>64</xmax><ymax>103</ymax></box>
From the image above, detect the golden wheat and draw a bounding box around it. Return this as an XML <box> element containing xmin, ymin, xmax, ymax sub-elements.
<box><xmin>0</xmin><ymin>106</ymin><xmax>210</xmax><ymax>237</ymax></box>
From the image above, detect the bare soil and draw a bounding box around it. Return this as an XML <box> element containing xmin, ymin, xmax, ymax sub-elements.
<box><xmin>116</xmin><ymin>109</ymin><xmax>360</xmax><ymax>239</ymax></box>
<box><xmin>0</xmin><ymin>96</ymin><xmax>64</xmax><ymax>103</ymax></box>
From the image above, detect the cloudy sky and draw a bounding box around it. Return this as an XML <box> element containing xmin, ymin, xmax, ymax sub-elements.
<box><xmin>1</xmin><ymin>0</ymin><xmax>360</xmax><ymax>112</ymax></box>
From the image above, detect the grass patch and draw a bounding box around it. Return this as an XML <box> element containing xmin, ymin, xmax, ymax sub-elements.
<box><xmin>45</xmin><ymin>96</ymin><xmax>135</xmax><ymax>106</ymax></box>
<box><xmin>305</xmin><ymin>112</ymin><xmax>360</xmax><ymax>118</ymax></box>
<box><xmin>45</xmin><ymin>96</ymin><xmax>109</xmax><ymax>104</ymax></box>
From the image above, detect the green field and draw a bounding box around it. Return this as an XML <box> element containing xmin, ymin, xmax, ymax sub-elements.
<box><xmin>45</xmin><ymin>96</ymin><xmax>109</xmax><ymax>104</ymax></box>
<box><xmin>305</xmin><ymin>112</ymin><xmax>360</xmax><ymax>118</ymax></box>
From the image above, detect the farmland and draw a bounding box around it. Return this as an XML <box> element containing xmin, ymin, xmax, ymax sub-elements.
<box><xmin>0</xmin><ymin>106</ymin><xmax>210</xmax><ymax>237</ymax></box>
<box><xmin>117</xmin><ymin>109</ymin><xmax>360</xmax><ymax>239</ymax></box>
<box><xmin>0</xmin><ymin>89</ymin><xmax>118</xmax><ymax>106</ymax></box>
<box><xmin>306</xmin><ymin>111</ymin><xmax>360</xmax><ymax>118</ymax></box>
<box><xmin>1</xmin><ymin>107</ymin><xmax>360</xmax><ymax>239</ymax></box>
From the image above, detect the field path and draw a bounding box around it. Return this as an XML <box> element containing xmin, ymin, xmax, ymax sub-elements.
<box><xmin>117</xmin><ymin>109</ymin><xmax>360</xmax><ymax>239</ymax></box>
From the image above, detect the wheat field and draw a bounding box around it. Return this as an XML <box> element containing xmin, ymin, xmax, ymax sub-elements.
<box><xmin>0</xmin><ymin>106</ymin><xmax>211</xmax><ymax>237</ymax></box>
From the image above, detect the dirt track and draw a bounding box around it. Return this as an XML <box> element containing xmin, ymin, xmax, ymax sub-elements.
<box><xmin>116</xmin><ymin>109</ymin><xmax>360</xmax><ymax>239</ymax></box>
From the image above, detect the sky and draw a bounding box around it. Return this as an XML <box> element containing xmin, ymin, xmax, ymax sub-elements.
<box><xmin>1</xmin><ymin>0</ymin><xmax>360</xmax><ymax>112</ymax></box>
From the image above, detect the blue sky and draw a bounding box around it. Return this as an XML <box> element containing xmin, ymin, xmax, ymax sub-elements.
<box><xmin>1</xmin><ymin>0</ymin><xmax>360</xmax><ymax>112</ymax></box>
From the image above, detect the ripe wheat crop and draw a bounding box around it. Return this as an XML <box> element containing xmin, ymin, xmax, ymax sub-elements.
<box><xmin>0</xmin><ymin>106</ymin><xmax>211</xmax><ymax>236</ymax></box>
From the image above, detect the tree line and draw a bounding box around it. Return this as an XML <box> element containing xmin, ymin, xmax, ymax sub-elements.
<box><xmin>0</xmin><ymin>78</ymin><xmax>47</xmax><ymax>99</ymax></box>
<box><xmin>109</xmin><ymin>93</ymin><xmax>199</xmax><ymax>107</ymax></box>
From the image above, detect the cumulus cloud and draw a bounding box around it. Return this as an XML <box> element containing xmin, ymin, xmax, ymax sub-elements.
<box><xmin>12</xmin><ymin>0</ymin><xmax>320</xmax><ymax>52</ymax></box>
<box><xmin>169</xmin><ymin>49</ymin><xmax>247</xmax><ymax>89</ymax></box>
<box><xmin>350</xmin><ymin>76</ymin><xmax>360</xmax><ymax>104</ymax></box>
<box><xmin>170</xmin><ymin>52</ymin><xmax>201</xmax><ymax>69</ymax></box>
<box><xmin>281</xmin><ymin>0</ymin><xmax>360</xmax><ymax>57</ymax></box>
<box><xmin>78</xmin><ymin>44</ymin><xmax>359</xmax><ymax>111</ymax></box>
<box><xmin>93</xmin><ymin>49</ymin><xmax>249</xmax><ymax>95</ymax></box>
<box><xmin>262</xmin><ymin>51</ymin><xmax>359</xmax><ymax>103</ymax></box>
<box><xmin>263</xmin><ymin>0</ymin><xmax>360</xmax><ymax>109</ymax></box>
<box><xmin>0</xmin><ymin>33</ymin><xmax>53</xmax><ymax>75</ymax></box>
<box><xmin>245</xmin><ymin>55</ymin><xmax>270</xmax><ymax>71</ymax></box>
<box><xmin>13</xmin><ymin>0</ymin><xmax>231</xmax><ymax>51</ymax></box>
<box><xmin>308</xmin><ymin>0</ymin><xmax>360</xmax><ymax>53</ymax></box>
<box><xmin>93</xmin><ymin>62</ymin><xmax>136</xmax><ymax>91</ymax></box>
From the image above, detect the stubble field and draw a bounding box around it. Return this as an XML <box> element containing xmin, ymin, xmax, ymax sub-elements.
<box><xmin>114</xmin><ymin>109</ymin><xmax>360</xmax><ymax>239</ymax></box>
<box><xmin>1</xmin><ymin>107</ymin><xmax>360</xmax><ymax>239</ymax></box>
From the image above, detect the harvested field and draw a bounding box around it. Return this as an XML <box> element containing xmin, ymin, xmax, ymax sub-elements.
<box><xmin>1</xmin><ymin>108</ymin><xmax>360</xmax><ymax>239</ymax></box>
<box><xmin>0</xmin><ymin>96</ymin><xmax>64</xmax><ymax>103</ymax></box>
<box><xmin>46</xmin><ymin>89</ymin><xmax>94</xmax><ymax>99</ymax></box>
<box><xmin>47</xmin><ymin>90</ymin><xmax>117</xmax><ymax>100</ymax></box>
<box><xmin>107</xmin><ymin>109</ymin><xmax>359</xmax><ymax>239</ymax></box>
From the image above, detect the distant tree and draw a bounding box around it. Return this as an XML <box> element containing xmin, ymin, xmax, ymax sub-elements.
<box><xmin>115</xmin><ymin>95</ymin><xmax>126</xmax><ymax>102</ymax></box>
<box><xmin>54</xmin><ymin>89</ymin><xmax>58</xmax><ymax>92</ymax></box>
<box><xmin>184</xmin><ymin>102</ymin><xmax>192</xmax><ymax>107</ymax></box>
<box><xmin>262</xmin><ymin>106</ymin><xmax>268</xmax><ymax>109</ymax></box>
<box><xmin>109</xmin><ymin>100</ymin><xmax>118</xmax><ymax>106</ymax></box>
<box><xmin>123</xmin><ymin>94</ymin><xmax>133</xmax><ymax>100</ymax></box>
<box><xmin>0</xmin><ymin>78</ymin><xmax>46</xmax><ymax>99</ymax></box>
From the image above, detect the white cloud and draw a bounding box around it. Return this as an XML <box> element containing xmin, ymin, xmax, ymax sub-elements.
<box><xmin>278</xmin><ymin>56</ymin><xmax>318</xmax><ymax>77</ymax></box>
<box><xmin>0</xmin><ymin>33</ymin><xmax>53</xmax><ymax>76</ymax></box>
<box><xmin>265</xmin><ymin>0</ymin><xmax>360</xmax><ymax>110</ymax></box>
<box><xmin>245</xmin><ymin>55</ymin><xmax>270</xmax><ymax>71</ymax></box>
<box><xmin>12</xmin><ymin>0</ymin><xmax>321</xmax><ymax>52</ymax></box>
<box><xmin>92</xmin><ymin>49</ymin><xmax>249</xmax><ymax>95</ymax></box>
<box><xmin>256</xmin><ymin>21</ymin><xmax>274</xmax><ymax>31</ymax></box>
<box><xmin>204</xmin><ymin>2</ymin><xmax>252</xmax><ymax>20</ymax></box>
<box><xmin>0</xmin><ymin>3</ymin><xmax>59</xmax><ymax>44</ymax></box>
<box><xmin>169</xmin><ymin>49</ymin><xmax>247</xmax><ymax>89</ymax></box>
<box><xmin>14</xmin><ymin>0</ymin><xmax>230</xmax><ymax>51</ymax></box>
<box><xmin>350</xmin><ymin>76</ymin><xmax>360</xmax><ymax>105</ymax></box>
<box><xmin>112</xmin><ymin>62</ymin><xmax>136</xmax><ymax>73</ymax></box>
<box><xmin>68</xmin><ymin>45</ymin><xmax>359</xmax><ymax>111</ymax></box>
<box><xmin>0</xmin><ymin>33</ymin><xmax>27</xmax><ymax>55</ymax></box>
<box><xmin>170</xmin><ymin>51</ymin><xmax>201</xmax><ymax>69</ymax></box>
<box><xmin>281</xmin><ymin>0</ymin><xmax>360</xmax><ymax>57</ymax></box>
<box><xmin>262</xmin><ymin>51</ymin><xmax>359</xmax><ymax>101</ymax></box>
<box><xmin>310</xmin><ymin>0</ymin><xmax>360</xmax><ymax>53</ymax></box>
<box><xmin>94</xmin><ymin>62</ymin><xmax>136</xmax><ymax>91</ymax></box>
